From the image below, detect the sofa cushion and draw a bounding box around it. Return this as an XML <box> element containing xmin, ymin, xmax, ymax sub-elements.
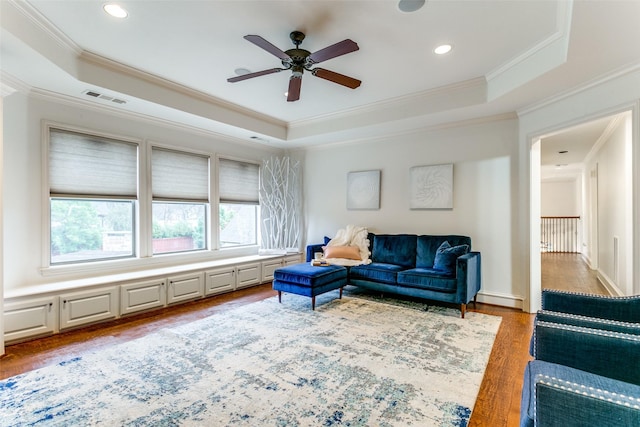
<box><xmin>371</xmin><ymin>234</ymin><xmax>417</xmax><ymax>268</ymax></box>
<box><xmin>416</xmin><ymin>235</ymin><xmax>471</xmax><ymax>268</ymax></box>
<box><xmin>433</xmin><ymin>241</ymin><xmax>469</xmax><ymax>274</ymax></box>
<box><xmin>397</xmin><ymin>268</ymin><xmax>457</xmax><ymax>292</ymax></box>
<box><xmin>350</xmin><ymin>263</ymin><xmax>406</xmax><ymax>285</ymax></box>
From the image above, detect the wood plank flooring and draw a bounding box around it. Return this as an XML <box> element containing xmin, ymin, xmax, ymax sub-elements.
<box><xmin>0</xmin><ymin>254</ymin><xmax>600</xmax><ymax>426</ymax></box>
<box><xmin>541</xmin><ymin>252</ymin><xmax>608</xmax><ymax>295</ymax></box>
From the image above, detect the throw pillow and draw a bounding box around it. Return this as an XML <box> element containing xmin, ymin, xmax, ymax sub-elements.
<box><xmin>323</xmin><ymin>245</ymin><xmax>362</xmax><ymax>260</ymax></box>
<box><xmin>433</xmin><ymin>241</ymin><xmax>469</xmax><ymax>274</ymax></box>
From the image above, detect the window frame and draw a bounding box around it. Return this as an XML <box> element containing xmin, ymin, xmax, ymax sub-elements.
<box><xmin>42</xmin><ymin>122</ymin><xmax>143</xmax><ymax>269</ymax></box>
<box><xmin>150</xmin><ymin>145</ymin><xmax>211</xmax><ymax>255</ymax></box>
<box><xmin>216</xmin><ymin>156</ymin><xmax>261</xmax><ymax>249</ymax></box>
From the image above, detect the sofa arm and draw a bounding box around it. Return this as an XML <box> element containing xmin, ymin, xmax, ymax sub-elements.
<box><xmin>455</xmin><ymin>251</ymin><xmax>481</xmax><ymax>305</ymax></box>
<box><xmin>533</xmin><ymin>320</ymin><xmax>640</xmax><ymax>385</ymax></box>
<box><xmin>520</xmin><ymin>360</ymin><xmax>640</xmax><ymax>427</ymax></box>
<box><xmin>305</xmin><ymin>243</ymin><xmax>324</xmax><ymax>262</ymax></box>
<box><xmin>541</xmin><ymin>289</ymin><xmax>640</xmax><ymax>322</ymax></box>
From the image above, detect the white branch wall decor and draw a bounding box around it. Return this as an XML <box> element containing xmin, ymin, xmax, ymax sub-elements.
<box><xmin>259</xmin><ymin>156</ymin><xmax>301</xmax><ymax>253</ymax></box>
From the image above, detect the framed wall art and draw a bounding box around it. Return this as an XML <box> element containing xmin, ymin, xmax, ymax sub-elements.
<box><xmin>347</xmin><ymin>170</ymin><xmax>381</xmax><ymax>210</ymax></box>
<box><xmin>409</xmin><ymin>163</ymin><xmax>453</xmax><ymax>209</ymax></box>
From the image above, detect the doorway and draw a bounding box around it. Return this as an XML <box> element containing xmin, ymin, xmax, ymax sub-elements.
<box><xmin>531</xmin><ymin>110</ymin><xmax>633</xmax><ymax>305</ymax></box>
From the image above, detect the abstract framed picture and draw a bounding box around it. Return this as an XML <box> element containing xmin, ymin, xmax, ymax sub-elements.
<box><xmin>409</xmin><ymin>164</ymin><xmax>453</xmax><ymax>209</ymax></box>
<box><xmin>347</xmin><ymin>170</ymin><xmax>381</xmax><ymax>210</ymax></box>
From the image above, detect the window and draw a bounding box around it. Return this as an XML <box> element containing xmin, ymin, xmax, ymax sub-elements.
<box><xmin>151</xmin><ymin>147</ymin><xmax>209</xmax><ymax>254</ymax></box>
<box><xmin>218</xmin><ymin>158</ymin><xmax>259</xmax><ymax>247</ymax></box>
<box><xmin>49</xmin><ymin>128</ymin><xmax>137</xmax><ymax>264</ymax></box>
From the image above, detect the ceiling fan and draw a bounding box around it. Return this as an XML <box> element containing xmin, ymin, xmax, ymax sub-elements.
<box><xmin>227</xmin><ymin>31</ymin><xmax>361</xmax><ymax>102</ymax></box>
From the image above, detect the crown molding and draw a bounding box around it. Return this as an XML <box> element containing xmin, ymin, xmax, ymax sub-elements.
<box><xmin>0</xmin><ymin>71</ymin><xmax>30</xmax><ymax>96</ymax></box>
<box><xmin>6</xmin><ymin>0</ymin><xmax>82</xmax><ymax>55</ymax></box>
<box><xmin>78</xmin><ymin>51</ymin><xmax>285</xmax><ymax>129</ymax></box>
<box><xmin>518</xmin><ymin>62</ymin><xmax>640</xmax><ymax>117</ymax></box>
<box><xmin>301</xmin><ymin>111</ymin><xmax>518</xmax><ymax>152</ymax></box>
<box><xmin>287</xmin><ymin>77</ymin><xmax>488</xmax><ymax>141</ymax></box>
<box><xmin>26</xmin><ymin>86</ymin><xmax>283</xmax><ymax>152</ymax></box>
<box><xmin>583</xmin><ymin>112</ymin><xmax>626</xmax><ymax>165</ymax></box>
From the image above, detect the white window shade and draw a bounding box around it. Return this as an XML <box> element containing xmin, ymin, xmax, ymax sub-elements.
<box><xmin>49</xmin><ymin>129</ymin><xmax>138</xmax><ymax>198</ymax></box>
<box><xmin>152</xmin><ymin>147</ymin><xmax>209</xmax><ymax>202</ymax></box>
<box><xmin>218</xmin><ymin>158</ymin><xmax>259</xmax><ymax>204</ymax></box>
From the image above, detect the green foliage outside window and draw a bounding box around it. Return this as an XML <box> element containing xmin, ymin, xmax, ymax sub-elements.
<box><xmin>50</xmin><ymin>200</ymin><xmax>102</xmax><ymax>256</ymax></box>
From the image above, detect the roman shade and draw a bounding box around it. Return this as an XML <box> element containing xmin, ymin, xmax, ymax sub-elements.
<box><xmin>152</xmin><ymin>147</ymin><xmax>209</xmax><ymax>202</ymax></box>
<box><xmin>49</xmin><ymin>129</ymin><xmax>138</xmax><ymax>198</ymax></box>
<box><xmin>218</xmin><ymin>158</ymin><xmax>259</xmax><ymax>204</ymax></box>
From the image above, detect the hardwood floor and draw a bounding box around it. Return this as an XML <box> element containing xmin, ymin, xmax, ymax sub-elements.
<box><xmin>541</xmin><ymin>252</ymin><xmax>608</xmax><ymax>295</ymax></box>
<box><xmin>0</xmin><ymin>283</ymin><xmax>534</xmax><ymax>426</ymax></box>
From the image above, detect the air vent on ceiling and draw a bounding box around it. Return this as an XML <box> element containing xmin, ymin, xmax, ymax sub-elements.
<box><xmin>83</xmin><ymin>90</ymin><xmax>127</xmax><ymax>105</ymax></box>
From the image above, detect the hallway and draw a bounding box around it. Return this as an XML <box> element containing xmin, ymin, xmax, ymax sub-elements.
<box><xmin>541</xmin><ymin>252</ymin><xmax>608</xmax><ymax>295</ymax></box>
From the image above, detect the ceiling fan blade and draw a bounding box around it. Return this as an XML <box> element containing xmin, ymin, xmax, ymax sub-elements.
<box><xmin>312</xmin><ymin>68</ymin><xmax>361</xmax><ymax>89</ymax></box>
<box><xmin>308</xmin><ymin>39</ymin><xmax>359</xmax><ymax>64</ymax></box>
<box><xmin>244</xmin><ymin>35</ymin><xmax>291</xmax><ymax>61</ymax></box>
<box><xmin>287</xmin><ymin>76</ymin><xmax>302</xmax><ymax>102</ymax></box>
<box><xmin>227</xmin><ymin>68</ymin><xmax>284</xmax><ymax>83</ymax></box>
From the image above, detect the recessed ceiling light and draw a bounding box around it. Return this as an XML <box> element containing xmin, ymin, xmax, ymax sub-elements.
<box><xmin>398</xmin><ymin>0</ymin><xmax>426</xmax><ymax>13</ymax></box>
<box><xmin>434</xmin><ymin>44</ymin><xmax>452</xmax><ymax>55</ymax></box>
<box><xmin>234</xmin><ymin>68</ymin><xmax>251</xmax><ymax>76</ymax></box>
<box><xmin>103</xmin><ymin>3</ymin><xmax>128</xmax><ymax>18</ymax></box>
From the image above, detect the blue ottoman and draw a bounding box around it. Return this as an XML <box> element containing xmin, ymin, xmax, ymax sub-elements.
<box><xmin>273</xmin><ymin>263</ymin><xmax>348</xmax><ymax>310</ymax></box>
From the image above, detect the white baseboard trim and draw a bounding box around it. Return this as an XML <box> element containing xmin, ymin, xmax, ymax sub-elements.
<box><xmin>596</xmin><ymin>270</ymin><xmax>624</xmax><ymax>296</ymax></box>
<box><xmin>476</xmin><ymin>291</ymin><xmax>524</xmax><ymax>310</ymax></box>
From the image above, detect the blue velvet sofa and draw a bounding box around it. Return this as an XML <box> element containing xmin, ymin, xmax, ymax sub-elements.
<box><xmin>307</xmin><ymin>233</ymin><xmax>481</xmax><ymax>318</ymax></box>
<box><xmin>521</xmin><ymin>290</ymin><xmax>640</xmax><ymax>426</ymax></box>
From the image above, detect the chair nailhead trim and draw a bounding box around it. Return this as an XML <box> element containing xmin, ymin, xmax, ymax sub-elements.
<box><xmin>535</xmin><ymin>374</ymin><xmax>640</xmax><ymax>408</ymax></box>
<box><xmin>541</xmin><ymin>288</ymin><xmax>640</xmax><ymax>304</ymax></box>
<box><xmin>539</xmin><ymin>310</ymin><xmax>639</xmax><ymax>327</ymax></box>
<box><xmin>536</xmin><ymin>321</ymin><xmax>640</xmax><ymax>341</ymax></box>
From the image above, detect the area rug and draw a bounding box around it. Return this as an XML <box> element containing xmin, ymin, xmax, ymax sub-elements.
<box><xmin>0</xmin><ymin>293</ymin><xmax>501</xmax><ymax>426</ymax></box>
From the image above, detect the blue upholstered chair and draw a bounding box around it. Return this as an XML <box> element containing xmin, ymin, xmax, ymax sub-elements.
<box><xmin>540</xmin><ymin>289</ymin><xmax>640</xmax><ymax>323</ymax></box>
<box><xmin>521</xmin><ymin>290</ymin><xmax>640</xmax><ymax>427</ymax></box>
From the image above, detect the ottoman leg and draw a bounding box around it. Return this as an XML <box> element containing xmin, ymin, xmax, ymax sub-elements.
<box><xmin>339</xmin><ymin>287</ymin><xmax>343</xmax><ymax>299</ymax></box>
<box><xmin>312</xmin><ymin>296</ymin><xmax>316</xmax><ymax>310</ymax></box>
<box><xmin>278</xmin><ymin>291</ymin><xmax>282</xmax><ymax>303</ymax></box>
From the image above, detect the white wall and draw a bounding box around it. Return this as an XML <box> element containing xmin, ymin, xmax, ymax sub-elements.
<box><xmin>2</xmin><ymin>92</ymin><xmax>281</xmax><ymax>292</ymax></box>
<box><xmin>300</xmin><ymin>116</ymin><xmax>522</xmax><ymax>308</ymax></box>
<box><xmin>541</xmin><ymin>179</ymin><xmax>580</xmax><ymax>216</ymax></box>
<box><xmin>585</xmin><ymin>114</ymin><xmax>632</xmax><ymax>294</ymax></box>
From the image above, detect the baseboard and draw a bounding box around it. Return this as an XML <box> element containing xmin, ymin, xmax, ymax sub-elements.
<box><xmin>596</xmin><ymin>270</ymin><xmax>624</xmax><ymax>296</ymax></box>
<box><xmin>476</xmin><ymin>291</ymin><xmax>524</xmax><ymax>310</ymax></box>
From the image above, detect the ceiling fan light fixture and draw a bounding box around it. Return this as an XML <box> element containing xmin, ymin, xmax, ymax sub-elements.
<box><xmin>234</xmin><ymin>68</ymin><xmax>251</xmax><ymax>76</ymax></box>
<box><xmin>398</xmin><ymin>0</ymin><xmax>426</xmax><ymax>13</ymax></box>
<box><xmin>103</xmin><ymin>3</ymin><xmax>128</xmax><ymax>18</ymax></box>
<box><xmin>434</xmin><ymin>44</ymin><xmax>452</xmax><ymax>55</ymax></box>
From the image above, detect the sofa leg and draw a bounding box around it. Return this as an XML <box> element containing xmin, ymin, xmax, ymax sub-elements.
<box><xmin>461</xmin><ymin>303</ymin><xmax>466</xmax><ymax>319</ymax></box>
<box><xmin>339</xmin><ymin>287</ymin><xmax>343</xmax><ymax>299</ymax></box>
<box><xmin>473</xmin><ymin>295</ymin><xmax>478</xmax><ymax>309</ymax></box>
<box><xmin>278</xmin><ymin>291</ymin><xmax>282</xmax><ymax>303</ymax></box>
<box><xmin>312</xmin><ymin>296</ymin><xmax>316</xmax><ymax>310</ymax></box>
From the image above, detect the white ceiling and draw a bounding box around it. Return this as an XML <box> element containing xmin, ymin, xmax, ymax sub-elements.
<box><xmin>1</xmin><ymin>0</ymin><xmax>639</xmax><ymax>151</ymax></box>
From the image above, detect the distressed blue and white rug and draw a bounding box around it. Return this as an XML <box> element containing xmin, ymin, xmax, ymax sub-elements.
<box><xmin>0</xmin><ymin>293</ymin><xmax>501</xmax><ymax>426</ymax></box>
